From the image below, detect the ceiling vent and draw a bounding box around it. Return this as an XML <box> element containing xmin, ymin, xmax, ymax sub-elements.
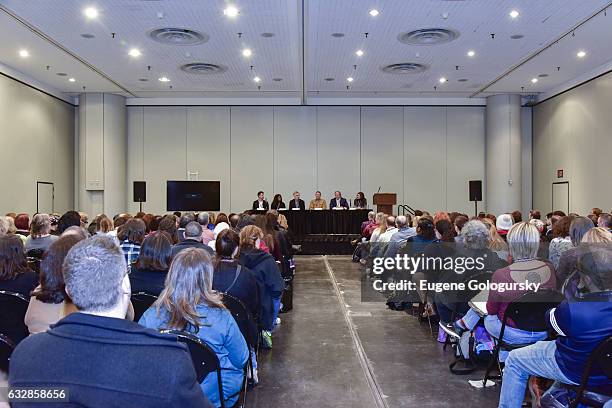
<box><xmin>398</xmin><ymin>28</ymin><xmax>459</xmax><ymax>46</ymax></box>
<box><xmin>149</xmin><ymin>28</ymin><xmax>208</xmax><ymax>45</ymax></box>
<box><xmin>180</xmin><ymin>63</ymin><xmax>227</xmax><ymax>74</ymax></box>
<box><xmin>381</xmin><ymin>63</ymin><xmax>428</xmax><ymax>74</ymax></box>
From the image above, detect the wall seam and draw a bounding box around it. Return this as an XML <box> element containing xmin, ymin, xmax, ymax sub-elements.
<box><xmin>229</xmin><ymin>107</ymin><xmax>232</xmax><ymax>211</ymax></box>
<box><xmin>359</xmin><ymin>106</ymin><xmax>362</xmax><ymax>192</ymax></box>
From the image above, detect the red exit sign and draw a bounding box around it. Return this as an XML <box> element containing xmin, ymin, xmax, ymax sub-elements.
<box><xmin>557</xmin><ymin>169</ymin><xmax>564</xmax><ymax>178</ymax></box>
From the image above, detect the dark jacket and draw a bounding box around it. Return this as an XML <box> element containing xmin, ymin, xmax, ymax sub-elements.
<box><xmin>329</xmin><ymin>197</ymin><xmax>349</xmax><ymax>209</ymax></box>
<box><xmin>171</xmin><ymin>239</ymin><xmax>214</xmax><ymax>259</ymax></box>
<box><xmin>288</xmin><ymin>199</ymin><xmax>305</xmax><ymax>210</ymax></box>
<box><xmin>239</xmin><ymin>248</ymin><xmax>284</xmax><ymax>331</ymax></box>
<box><xmin>270</xmin><ymin>201</ymin><xmax>286</xmax><ymax>210</ymax></box>
<box><xmin>252</xmin><ymin>200</ymin><xmax>269</xmax><ymax>211</ymax></box>
<box><xmin>130</xmin><ymin>267</ymin><xmax>168</xmax><ymax>296</ymax></box>
<box><xmin>9</xmin><ymin>313</ymin><xmax>212</xmax><ymax>408</ymax></box>
<box><xmin>213</xmin><ymin>261</ymin><xmax>261</xmax><ymax>344</ymax></box>
<box><xmin>0</xmin><ymin>270</ymin><xmax>38</xmax><ymax>298</ymax></box>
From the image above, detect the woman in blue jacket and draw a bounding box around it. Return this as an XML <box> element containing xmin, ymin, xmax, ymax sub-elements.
<box><xmin>139</xmin><ymin>248</ymin><xmax>248</xmax><ymax>408</ymax></box>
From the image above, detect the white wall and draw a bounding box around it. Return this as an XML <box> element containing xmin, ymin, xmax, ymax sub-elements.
<box><xmin>126</xmin><ymin>105</ymin><xmax>486</xmax><ymax>214</ymax></box>
<box><xmin>0</xmin><ymin>73</ymin><xmax>74</xmax><ymax>215</ymax></box>
<box><xmin>533</xmin><ymin>71</ymin><xmax>612</xmax><ymax>215</ymax></box>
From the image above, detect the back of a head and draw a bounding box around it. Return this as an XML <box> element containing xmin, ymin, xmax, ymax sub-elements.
<box><xmin>14</xmin><ymin>213</ymin><xmax>30</xmax><ymax>231</ymax></box>
<box><xmin>368</xmin><ymin>211</ymin><xmax>375</xmax><ymax>220</ymax></box>
<box><xmin>179</xmin><ymin>213</ymin><xmax>196</xmax><ymax>228</ymax></box>
<box><xmin>237</xmin><ymin>213</ymin><xmax>255</xmax><ymax>230</ymax></box>
<box><xmin>158</xmin><ymin>248</ymin><xmax>224</xmax><ymax>330</ymax></box>
<box><xmin>417</xmin><ymin>217</ymin><xmax>435</xmax><ymax>239</ymax></box>
<box><xmin>577</xmin><ymin>246</ymin><xmax>612</xmax><ymax>291</ymax></box>
<box><xmin>569</xmin><ymin>216</ymin><xmax>595</xmax><ymax>245</ymax></box>
<box><xmin>96</xmin><ymin>214</ymin><xmax>114</xmax><ymax>233</ymax></box>
<box><xmin>61</xmin><ymin>226</ymin><xmax>89</xmax><ymax>240</ymax></box>
<box><xmin>136</xmin><ymin>233</ymin><xmax>172</xmax><ymax>271</ymax></box>
<box><xmin>229</xmin><ymin>213</ymin><xmax>240</xmax><ymax>228</ymax></box>
<box><xmin>496</xmin><ymin>213</ymin><xmax>514</xmax><ymax>231</ymax></box>
<box><xmin>113</xmin><ymin>214</ymin><xmax>132</xmax><ymax>229</ymax></box>
<box><xmin>461</xmin><ymin>220</ymin><xmax>490</xmax><ymax>250</ymax></box>
<box><xmin>239</xmin><ymin>225</ymin><xmax>263</xmax><ymax>249</ymax></box>
<box><xmin>158</xmin><ymin>215</ymin><xmax>178</xmax><ymax>243</ymax></box>
<box><xmin>184</xmin><ymin>221</ymin><xmax>202</xmax><ymax>240</ymax></box>
<box><xmin>30</xmin><ymin>213</ymin><xmax>51</xmax><ymax>237</ymax></box>
<box><xmin>117</xmin><ymin>218</ymin><xmax>146</xmax><ymax>244</ymax></box>
<box><xmin>454</xmin><ymin>215</ymin><xmax>469</xmax><ymax>232</ymax></box>
<box><xmin>215</xmin><ymin>213</ymin><xmax>229</xmax><ymax>226</ymax></box>
<box><xmin>386</xmin><ymin>216</ymin><xmax>396</xmax><ymax>228</ymax></box>
<box><xmin>507</xmin><ymin>222</ymin><xmax>540</xmax><ymax>261</ymax></box>
<box><xmin>435</xmin><ymin>219</ymin><xmax>454</xmax><ymax>242</ymax></box>
<box><xmin>598</xmin><ymin>213</ymin><xmax>611</xmax><ymax>229</ymax></box>
<box><xmin>592</xmin><ymin>207</ymin><xmax>603</xmax><ymax>217</ymax></box>
<box><xmin>35</xmin><ymin>235</ymin><xmax>83</xmax><ymax>303</ymax></box>
<box><xmin>0</xmin><ymin>216</ymin><xmax>10</xmax><ymax>235</ymax></box>
<box><xmin>0</xmin><ymin>234</ymin><xmax>28</xmax><ymax>280</ymax></box>
<box><xmin>197</xmin><ymin>212</ymin><xmax>210</xmax><ymax>226</ymax></box>
<box><xmin>511</xmin><ymin>210</ymin><xmax>523</xmax><ymax>223</ymax></box>
<box><xmin>215</xmin><ymin>229</ymin><xmax>240</xmax><ymax>259</ymax></box>
<box><xmin>63</xmin><ymin>235</ymin><xmax>126</xmax><ymax>312</ymax></box>
<box><xmin>581</xmin><ymin>227</ymin><xmax>612</xmax><ymax>243</ymax></box>
<box><xmin>433</xmin><ymin>212</ymin><xmax>450</xmax><ymax>225</ymax></box>
<box><xmin>396</xmin><ymin>215</ymin><xmax>407</xmax><ymax>228</ymax></box>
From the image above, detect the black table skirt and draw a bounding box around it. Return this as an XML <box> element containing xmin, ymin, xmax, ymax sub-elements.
<box><xmin>253</xmin><ymin>209</ymin><xmax>371</xmax><ymax>235</ymax></box>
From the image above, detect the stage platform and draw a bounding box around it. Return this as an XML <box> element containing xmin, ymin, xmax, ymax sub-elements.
<box><xmin>292</xmin><ymin>234</ymin><xmax>360</xmax><ymax>255</ymax></box>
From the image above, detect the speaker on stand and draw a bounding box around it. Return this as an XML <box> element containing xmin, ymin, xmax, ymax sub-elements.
<box><xmin>469</xmin><ymin>180</ymin><xmax>482</xmax><ymax>217</ymax></box>
<box><xmin>133</xmin><ymin>181</ymin><xmax>146</xmax><ymax>213</ymax></box>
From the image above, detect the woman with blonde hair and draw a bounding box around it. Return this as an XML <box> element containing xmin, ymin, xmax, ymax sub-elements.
<box><xmin>369</xmin><ymin>212</ymin><xmax>388</xmax><ymax>243</ymax></box>
<box><xmin>482</xmin><ymin>218</ymin><xmax>509</xmax><ymax>261</ymax></box>
<box><xmin>238</xmin><ymin>225</ymin><xmax>284</xmax><ymax>348</ymax></box>
<box><xmin>139</xmin><ymin>248</ymin><xmax>248</xmax><ymax>408</ymax></box>
<box><xmin>581</xmin><ymin>227</ymin><xmax>612</xmax><ymax>243</ymax></box>
<box><xmin>25</xmin><ymin>213</ymin><xmax>58</xmax><ymax>253</ymax></box>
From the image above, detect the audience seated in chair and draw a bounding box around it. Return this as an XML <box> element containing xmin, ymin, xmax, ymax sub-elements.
<box><xmin>0</xmin><ymin>235</ymin><xmax>38</xmax><ymax>299</ymax></box>
<box><xmin>9</xmin><ymin>235</ymin><xmax>212</xmax><ymax>407</ymax></box>
<box><xmin>498</xmin><ymin>245</ymin><xmax>612</xmax><ymax>408</ymax></box>
<box><xmin>455</xmin><ymin>222</ymin><xmax>557</xmax><ymax>360</ymax></box>
<box><xmin>139</xmin><ymin>248</ymin><xmax>248</xmax><ymax>408</ymax></box>
<box><xmin>171</xmin><ymin>221</ymin><xmax>214</xmax><ymax>259</ymax></box>
<box><xmin>25</xmin><ymin>213</ymin><xmax>58</xmax><ymax>253</ymax></box>
<box><xmin>118</xmin><ymin>218</ymin><xmax>146</xmax><ymax>266</ymax></box>
<box><xmin>24</xmin><ymin>235</ymin><xmax>84</xmax><ymax>334</ymax></box>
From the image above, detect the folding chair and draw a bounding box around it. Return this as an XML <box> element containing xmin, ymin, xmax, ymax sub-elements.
<box><xmin>130</xmin><ymin>292</ymin><xmax>158</xmax><ymax>322</ymax></box>
<box><xmin>0</xmin><ymin>332</ymin><xmax>15</xmax><ymax>374</ymax></box>
<box><xmin>568</xmin><ymin>336</ymin><xmax>612</xmax><ymax>408</ymax></box>
<box><xmin>0</xmin><ymin>291</ymin><xmax>30</xmax><ymax>344</ymax></box>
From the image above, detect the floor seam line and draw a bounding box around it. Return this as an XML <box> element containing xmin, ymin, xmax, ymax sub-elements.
<box><xmin>322</xmin><ymin>255</ymin><xmax>388</xmax><ymax>408</ymax></box>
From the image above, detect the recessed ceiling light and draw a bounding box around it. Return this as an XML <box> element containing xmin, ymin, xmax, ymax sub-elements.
<box><xmin>531</xmin><ymin>78</ymin><xmax>538</xmax><ymax>83</ymax></box>
<box><xmin>242</xmin><ymin>48</ymin><xmax>252</xmax><ymax>57</ymax></box>
<box><xmin>538</xmin><ymin>73</ymin><xmax>549</xmax><ymax>78</ymax></box>
<box><xmin>223</xmin><ymin>5</ymin><xmax>239</xmax><ymax>18</ymax></box>
<box><xmin>324</xmin><ymin>77</ymin><xmax>335</xmax><ymax>81</ymax></box>
<box><xmin>439</xmin><ymin>77</ymin><xmax>447</xmax><ymax>83</ymax></box>
<box><xmin>253</xmin><ymin>76</ymin><xmax>261</xmax><ymax>83</ymax></box>
<box><xmin>458</xmin><ymin>78</ymin><xmax>469</xmax><ymax>82</ymax></box>
<box><xmin>576</xmin><ymin>50</ymin><xmax>587</xmax><ymax>58</ymax></box>
<box><xmin>347</xmin><ymin>77</ymin><xmax>354</xmax><ymax>82</ymax></box>
<box><xmin>56</xmin><ymin>72</ymin><xmax>67</xmax><ymax>77</ymax></box>
<box><xmin>467</xmin><ymin>50</ymin><xmax>475</xmax><ymax>57</ymax></box>
<box><xmin>80</xmin><ymin>33</ymin><xmax>95</xmax><ymax>39</ymax></box>
<box><xmin>355</xmin><ymin>49</ymin><xmax>364</xmax><ymax>57</ymax></box>
<box><xmin>83</xmin><ymin>7</ymin><xmax>99</xmax><ymax>20</ymax></box>
<box><xmin>69</xmin><ymin>78</ymin><xmax>76</xmax><ymax>82</ymax></box>
<box><xmin>369</xmin><ymin>9</ymin><xmax>379</xmax><ymax>17</ymax></box>
<box><xmin>331</xmin><ymin>32</ymin><xmax>345</xmax><ymax>38</ymax></box>
<box><xmin>18</xmin><ymin>49</ymin><xmax>29</xmax><ymax>58</ymax></box>
<box><xmin>509</xmin><ymin>10</ymin><xmax>519</xmax><ymax>19</ymax></box>
<box><xmin>273</xmin><ymin>78</ymin><xmax>282</xmax><ymax>82</ymax></box>
<box><xmin>139</xmin><ymin>78</ymin><xmax>148</xmax><ymax>82</ymax></box>
<box><xmin>158</xmin><ymin>76</ymin><xmax>170</xmax><ymax>82</ymax></box>
<box><xmin>128</xmin><ymin>48</ymin><xmax>141</xmax><ymax>58</ymax></box>
<box><xmin>261</xmin><ymin>32</ymin><xmax>275</xmax><ymax>38</ymax></box>
<box><xmin>510</xmin><ymin>34</ymin><xmax>524</xmax><ymax>40</ymax></box>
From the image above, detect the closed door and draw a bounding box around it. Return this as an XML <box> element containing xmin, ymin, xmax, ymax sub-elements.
<box><xmin>552</xmin><ymin>182</ymin><xmax>569</xmax><ymax>214</ymax></box>
<box><xmin>37</xmin><ymin>182</ymin><xmax>54</xmax><ymax>213</ymax></box>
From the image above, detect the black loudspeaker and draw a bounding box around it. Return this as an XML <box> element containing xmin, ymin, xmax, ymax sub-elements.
<box><xmin>469</xmin><ymin>180</ymin><xmax>482</xmax><ymax>202</ymax></box>
<box><xmin>133</xmin><ymin>181</ymin><xmax>146</xmax><ymax>202</ymax></box>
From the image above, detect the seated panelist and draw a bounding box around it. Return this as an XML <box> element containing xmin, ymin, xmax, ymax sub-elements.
<box><xmin>353</xmin><ymin>192</ymin><xmax>367</xmax><ymax>209</ymax></box>
<box><xmin>270</xmin><ymin>194</ymin><xmax>286</xmax><ymax>210</ymax></box>
<box><xmin>288</xmin><ymin>191</ymin><xmax>305</xmax><ymax>210</ymax></box>
<box><xmin>308</xmin><ymin>191</ymin><xmax>327</xmax><ymax>210</ymax></box>
<box><xmin>330</xmin><ymin>191</ymin><xmax>349</xmax><ymax>210</ymax></box>
<box><xmin>252</xmin><ymin>191</ymin><xmax>269</xmax><ymax>211</ymax></box>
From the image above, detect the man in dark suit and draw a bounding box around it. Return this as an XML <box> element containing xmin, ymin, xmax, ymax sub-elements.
<box><xmin>9</xmin><ymin>235</ymin><xmax>212</xmax><ymax>408</ymax></box>
<box><xmin>252</xmin><ymin>190</ymin><xmax>269</xmax><ymax>211</ymax></box>
<box><xmin>330</xmin><ymin>191</ymin><xmax>349</xmax><ymax>209</ymax></box>
<box><xmin>171</xmin><ymin>221</ymin><xmax>214</xmax><ymax>259</ymax></box>
<box><xmin>288</xmin><ymin>191</ymin><xmax>306</xmax><ymax>210</ymax></box>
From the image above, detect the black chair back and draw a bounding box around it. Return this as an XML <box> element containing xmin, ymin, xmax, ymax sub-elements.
<box><xmin>26</xmin><ymin>248</ymin><xmax>45</xmax><ymax>260</ymax></box>
<box><xmin>160</xmin><ymin>329</ymin><xmax>225</xmax><ymax>407</ymax></box>
<box><xmin>504</xmin><ymin>289</ymin><xmax>564</xmax><ymax>332</ymax></box>
<box><xmin>0</xmin><ymin>332</ymin><xmax>15</xmax><ymax>373</ymax></box>
<box><xmin>0</xmin><ymin>291</ymin><xmax>30</xmax><ymax>344</ymax></box>
<box><xmin>221</xmin><ymin>293</ymin><xmax>255</xmax><ymax>347</ymax></box>
<box><xmin>130</xmin><ymin>292</ymin><xmax>157</xmax><ymax>322</ymax></box>
<box><xmin>570</xmin><ymin>336</ymin><xmax>612</xmax><ymax>408</ymax></box>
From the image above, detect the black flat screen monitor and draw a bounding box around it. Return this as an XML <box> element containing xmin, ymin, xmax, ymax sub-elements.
<box><xmin>167</xmin><ymin>181</ymin><xmax>220</xmax><ymax>211</ymax></box>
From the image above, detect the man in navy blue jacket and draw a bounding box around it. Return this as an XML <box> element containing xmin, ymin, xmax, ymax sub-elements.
<box><xmin>329</xmin><ymin>191</ymin><xmax>349</xmax><ymax>209</ymax></box>
<box><xmin>9</xmin><ymin>235</ymin><xmax>212</xmax><ymax>408</ymax></box>
<box><xmin>498</xmin><ymin>245</ymin><xmax>612</xmax><ymax>408</ymax></box>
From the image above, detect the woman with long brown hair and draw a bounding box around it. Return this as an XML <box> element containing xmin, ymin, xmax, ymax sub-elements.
<box><xmin>139</xmin><ymin>248</ymin><xmax>248</xmax><ymax>408</ymax></box>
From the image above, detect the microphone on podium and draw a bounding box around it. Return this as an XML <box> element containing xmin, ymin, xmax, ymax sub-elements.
<box><xmin>376</xmin><ymin>186</ymin><xmax>382</xmax><ymax>193</ymax></box>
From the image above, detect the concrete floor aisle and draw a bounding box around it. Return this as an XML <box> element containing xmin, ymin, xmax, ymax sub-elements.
<box><xmin>246</xmin><ymin>255</ymin><xmax>501</xmax><ymax>408</ymax></box>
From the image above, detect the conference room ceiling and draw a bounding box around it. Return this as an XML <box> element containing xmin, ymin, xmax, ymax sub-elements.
<box><xmin>1</xmin><ymin>0</ymin><xmax>611</xmax><ymax>101</ymax></box>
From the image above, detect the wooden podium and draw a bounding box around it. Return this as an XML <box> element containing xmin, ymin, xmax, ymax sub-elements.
<box><xmin>373</xmin><ymin>193</ymin><xmax>397</xmax><ymax>215</ymax></box>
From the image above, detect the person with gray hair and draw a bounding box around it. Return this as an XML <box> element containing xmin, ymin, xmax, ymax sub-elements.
<box><xmin>25</xmin><ymin>213</ymin><xmax>58</xmax><ymax>253</ymax></box>
<box><xmin>383</xmin><ymin>215</ymin><xmax>416</xmax><ymax>259</ymax></box>
<box><xmin>177</xmin><ymin>212</ymin><xmax>196</xmax><ymax>242</ymax></box>
<box><xmin>197</xmin><ymin>212</ymin><xmax>215</xmax><ymax>245</ymax></box>
<box><xmin>171</xmin><ymin>221</ymin><xmax>214</xmax><ymax>259</ymax></box>
<box><xmin>8</xmin><ymin>235</ymin><xmax>213</xmax><ymax>407</ymax></box>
